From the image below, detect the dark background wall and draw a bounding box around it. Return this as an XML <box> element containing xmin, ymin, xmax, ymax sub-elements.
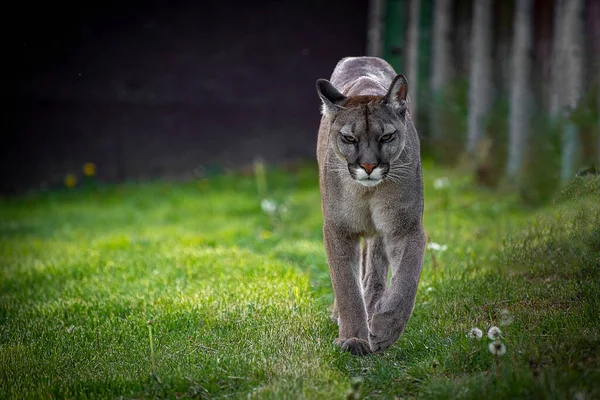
<box><xmin>4</xmin><ymin>0</ymin><xmax>368</xmax><ymax>193</ymax></box>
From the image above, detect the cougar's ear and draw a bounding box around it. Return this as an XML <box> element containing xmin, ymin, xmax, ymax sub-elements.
<box><xmin>384</xmin><ymin>74</ymin><xmax>409</xmax><ymax>116</ymax></box>
<box><xmin>316</xmin><ymin>79</ymin><xmax>347</xmax><ymax>116</ymax></box>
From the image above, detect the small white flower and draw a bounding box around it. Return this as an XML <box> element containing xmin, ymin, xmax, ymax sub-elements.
<box><xmin>427</xmin><ymin>242</ymin><xmax>448</xmax><ymax>252</ymax></box>
<box><xmin>488</xmin><ymin>340</ymin><xmax>506</xmax><ymax>356</ymax></box>
<box><xmin>467</xmin><ymin>327</ymin><xmax>483</xmax><ymax>340</ymax></box>
<box><xmin>433</xmin><ymin>177</ymin><xmax>450</xmax><ymax>190</ymax></box>
<box><xmin>260</xmin><ymin>198</ymin><xmax>277</xmax><ymax>214</ymax></box>
<box><xmin>487</xmin><ymin>326</ymin><xmax>502</xmax><ymax>340</ymax></box>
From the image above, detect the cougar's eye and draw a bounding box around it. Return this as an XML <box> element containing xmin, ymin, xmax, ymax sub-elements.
<box><xmin>380</xmin><ymin>133</ymin><xmax>394</xmax><ymax>142</ymax></box>
<box><xmin>341</xmin><ymin>134</ymin><xmax>357</xmax><ymax>144</ymax></box>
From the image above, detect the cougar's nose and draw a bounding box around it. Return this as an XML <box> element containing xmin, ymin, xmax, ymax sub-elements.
<box><xmin>360</xmin><ymin>163</ymin><xmax>378</xmax><ymax>174</ymax></box>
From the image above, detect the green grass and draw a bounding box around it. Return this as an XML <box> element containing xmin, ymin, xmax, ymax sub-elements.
<box><xmin>1</xmin><ymin>161</ymin><xmax>599</xmax><ymax>399</ymax></box>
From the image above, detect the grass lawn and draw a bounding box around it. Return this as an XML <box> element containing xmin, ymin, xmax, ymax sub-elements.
<box><xmin>1</xmin><ymin>161</ymin><xmax>599</xmax><ymax>399</ymax></box>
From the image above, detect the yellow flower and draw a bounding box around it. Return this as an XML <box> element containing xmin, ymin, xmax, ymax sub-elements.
<box><xmin>83</xmin><ymin>162</ymin><xmax>96</xmax><ymax>177</ymax></box>
<box><xmin>64</xmin><ymin>174</ymin><xmax>77</xmax><ymax>188</ymax></box>
<box><xmin>260</xmin><ymin>230</ymin><xmax>271</xmax><ymax>239</ymax></box>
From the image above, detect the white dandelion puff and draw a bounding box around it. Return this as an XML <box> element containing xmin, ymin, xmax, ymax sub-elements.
<box><xmin>487</xmin><ymin>326</ymin><xmax>502</xmax><ymax>339</ymax></box>
<box><xmin>467</xmin><ymin>327</ymin><xmax>483</xmax><ymax>340</ymax></box>
<box><xmin>488</xmin><ymin>340</ymin><xmax>507</xmax><ymax>356</ymax></box>
<box><xmin>260</xmin><ymin>198</ymin><xmax>277</xmax><ymax>214</ymax></box>
<box><xmin>426</xmin><ymin>242</ymin><xmax>448</xmax><ymax>252</ymax></box>
<box><xmin>433</xmin><ymin>177</ymin><xmax>450</xmax><ymax>190</ymax></box>
<box><xmin>499</xmin><ymin>308</ymin><xmax>513</xmax><ymax>326</ymax></box>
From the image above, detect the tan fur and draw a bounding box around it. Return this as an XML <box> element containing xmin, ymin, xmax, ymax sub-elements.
<box><xmin>316</xmin><ymin>57</ymin><xmax>426</xmax><ymax>355</ymax></box>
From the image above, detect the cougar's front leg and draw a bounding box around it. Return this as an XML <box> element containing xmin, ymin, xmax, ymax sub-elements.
<box><xmin>361</xmin><ymin>236</ymin><xmax>389</xmax><ymax>320</ymax></box>
<box><xmin>368</xmin><ymin>227</ymin><xmax>426</xmax><ymax>353</ymax></box>
<box><xmin>323</xmin><ymin>223</ymin><xmax>371</xmax><ymax>355</ymax></box>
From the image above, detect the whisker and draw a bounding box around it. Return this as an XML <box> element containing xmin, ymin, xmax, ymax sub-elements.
<box><xmin>390</xmin><ymin>166</ymin><xmax>411</xmax><ymax>174</ymax></box>
<box><xmin>391</xmin><ymin>164</ymin><xmax>411</xmax><ymax>170</ymax></box>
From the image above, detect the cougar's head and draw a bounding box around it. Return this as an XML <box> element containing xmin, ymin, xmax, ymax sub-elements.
<box><xmin>316</xmin><ymin>75</ymin><xmax>410</xmax><ymax>187</ymax></box>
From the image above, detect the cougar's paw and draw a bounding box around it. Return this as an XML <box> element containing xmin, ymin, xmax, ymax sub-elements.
<box><xmin>334</xmin><ymin>337</ymin><xmax>372</xmax><ymax>356</ymax></box>
<box><xmin>368</xmin><ymin>313</ymin><xmax>402</xmax><ymax>353</ymax></box>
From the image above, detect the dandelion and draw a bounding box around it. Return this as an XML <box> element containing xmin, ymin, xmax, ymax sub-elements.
<box><xmin>82</xmin><ymin>162</ymin><xmax>96</xmax><ymax>176</ymax></box>
<box><xmin>487</xmin><ymin>326</ymin><xmax>502</xmax><ymax>340</ymax></box>
<box><xmin>426</xmin><ymin>242</ymin><xmax>448</xmax><ymax>252</ymax></box>
<box><xmin>488</xmin><ymin>340</ymin><xmax>506</xmax><ymax>356</ymax></box>
<box><xmin>260</xmin><ymin>198</ymin><xmax>277</xmax><ymax>214</ymax></box>
<box><xmin>64</xmin><ymin>174</ymin><xmax>77</xmax><ymax>188</ymax></box>
<box><xmin>499</xmin><ymin>308</ymin><xmax>513</xmax><ymax>326</ymax></box>
<box><xmin>467</xmin><ymin>327</ymin><xmax>483</xmax><ymax>340</ymax></box>
<box><xmin>433</xmin><ymin>177</ymin><xmax>450</xmax><ymax>190</ymax></box>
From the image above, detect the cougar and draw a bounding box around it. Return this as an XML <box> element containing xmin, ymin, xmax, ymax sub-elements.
<box><xmin>315</xmin><ymin>56</ymin><xmax>425</xmax><ymax>355</ymax></box>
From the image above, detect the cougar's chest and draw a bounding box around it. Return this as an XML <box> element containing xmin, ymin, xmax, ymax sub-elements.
<box><xmin>338</xmin><ymin>190</ymin><xmax>379</xmax><ymax>237</ymax></box>
<box><xmin>340</xmin><ymin>187</ymin><xmax>410</xmax><ymax>237</ymax></box>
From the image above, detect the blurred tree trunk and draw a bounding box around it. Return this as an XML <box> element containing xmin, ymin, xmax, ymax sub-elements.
<box><xmin>406</xmin><ymin>0</ymin><xmax>421</xmax><ymax>118</ymax></box>
<box><xmin>493</xmin><ymin>0</ymin><xmax>514</xmax><ymax>98</ymax></box>
<box><xmin>452</xmin><ymin>0</ymin><xmax>472</xmax><ymax>76</ymax></box>
<box><xmin>591</xmin><ymin>0</ymin><xmax>600</xmax><ymax>167</ymax></box>
<box><xmin>549</xmin><ymin>0</ymin><xmax>565</xmax><ymax>119</ymax></box>
<box><xmin>418</xmin><ymin>0</ymin><xmax>433</xmax><ymax>128</ymax></box>
<box><xmin>558</xmin><ymin>0</ymin><xmax>585</xmax><ymax>183</ymax></box>
<box><xmin>507</xmin><ymin>0</ymin><xmax>533</xmax><ymax>179</ymax></box>
<box><xmin>430</xmin><ymin>0</ymin><xmax>453</xmax><ymax>142</ymax></box>
<box><xmin>466</xmin><ymin>0</ymin><xmax>493</xmax><ymax>156</ymax></box>
<box><xmin>533</xmin><ymin>0</ymin><xmax>555</xmax><ymax>110</ymax></box>
<box><xmin>367</xmin><ymin>0</ymin><xmax>386</xmax><ymax>57</ymax></box>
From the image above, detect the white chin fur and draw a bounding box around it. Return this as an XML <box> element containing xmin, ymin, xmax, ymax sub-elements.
<box><xmin>353</xmin><ymin>167</ymin><xmax>385</xmax><ymax>185</ymax></box>
<box><xmin>356</xmin><ymin>178</ymin><xmax>382</xmax><ymax>187</ymax></box>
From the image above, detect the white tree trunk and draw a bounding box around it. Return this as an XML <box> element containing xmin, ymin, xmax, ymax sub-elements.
<box><xmin>559</xmin><ymin>0</ymin><xmax>585</xmax><ymax>183</ymax></box>
<box><xmin>430</xmin><ymin>0</ymin><xmax>453</xmax><ymax>141</ymax></box>
<box><xmin>406</xmin><ymin>0</ymin><xmax>421</xmax><ymax>118</ymax></box>
<box><xmin>367</xmin><ymin>0</ymin><xmax>386</xmax><ymax>57</ymax></box>
<box><xmin>507</xmin><ymin>0</ymin><xmax>533</xmax><ymax>179</ymax></box>
<box><xmin>467</xmin><ymin>0</ymin><xmax>493</xmax><ymax>156</ymax></box>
